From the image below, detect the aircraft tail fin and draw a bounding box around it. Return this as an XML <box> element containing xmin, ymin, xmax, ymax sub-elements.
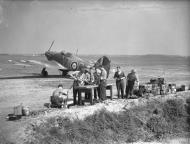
<box><xmin>95</xmin><ymin>56</ymin><xmax>111</xmax><ymax>78</ymax></box>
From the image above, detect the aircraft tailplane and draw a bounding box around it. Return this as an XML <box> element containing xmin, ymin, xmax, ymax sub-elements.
<box><xmin>95</xmin><ymin>56</ymin><xmax>111</xmax><ymax>78</ymax></box>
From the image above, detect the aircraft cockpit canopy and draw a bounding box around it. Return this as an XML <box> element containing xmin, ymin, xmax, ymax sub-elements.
<box><xmin>60</xmin><ymin>51</ymin><xmax>73</xmax><ymax>57</ymax></box>
<box><xmin>64</xmin><ymin>52</ymin><xmax>73</xmax><ymax>57</ymax></box>
<box><xmin>61</xmin><ymin>50</ymin><xmax>66</xmax><ymax>55</ymax></box>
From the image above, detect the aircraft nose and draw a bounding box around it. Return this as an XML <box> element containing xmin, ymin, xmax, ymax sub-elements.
<box><xmin>45</xmin><ymin>51</ymin><xmax>53</xmax><ymax>60</ymax></box>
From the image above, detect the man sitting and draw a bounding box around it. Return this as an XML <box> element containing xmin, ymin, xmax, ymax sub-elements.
<box><xmin>50</xmin><ymin>84</ymin><xmax>67</xmax><ymax>108</ymax></box>
<box><xmin>41</xmin><ymin>67</ymin><xmax>48</xmax><ymax>77</ymax></box>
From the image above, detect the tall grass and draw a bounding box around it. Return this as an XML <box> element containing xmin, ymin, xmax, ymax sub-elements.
<box><xmin>27</xmin><ymin>98</ymin><xmax>190</xmax><ymax>144</ymax></box>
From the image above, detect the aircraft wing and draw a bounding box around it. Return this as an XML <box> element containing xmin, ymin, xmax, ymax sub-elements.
<box><xmin>8</xmin><ymin>60</ymin><xmax>32</xmax><ymax>67</ymax></box>
<box><xmin>8</xmin><ymin>59</ymin><xmax>67</xmax><ymax>70</ymax></box>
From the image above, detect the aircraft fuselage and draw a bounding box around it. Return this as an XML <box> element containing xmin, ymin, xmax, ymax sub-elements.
<box><xmin>45</xmin><ymin>51</ymin><xmax>87</xmax><ymax>71</ymax></box>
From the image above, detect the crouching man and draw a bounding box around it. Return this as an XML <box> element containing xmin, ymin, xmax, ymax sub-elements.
<box><xmin>50</xmin><ymin>84</ymin><xmax>67</xmax><ymax>108</ymax></box>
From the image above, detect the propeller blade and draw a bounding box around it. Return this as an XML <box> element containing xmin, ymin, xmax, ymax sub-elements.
<box><xmin>48</xmin><ymin>40</ymin><xmax>55</xmax><ymax>51</ymax></box>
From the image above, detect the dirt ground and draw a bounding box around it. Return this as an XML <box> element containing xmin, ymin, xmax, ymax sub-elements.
<box><xmin>0</xmin><ymin>78</ymin><xmax>117</xmax><ymax>143</ymax></box>
<box><xmin>0</xmin><ymin>78</ymin><xmax>190</xmax><ymax>144</ymax></box>
<box><xmin>0</xmin><ymin>78</ymin><xmax>74</xmax><ymax>143</ymax></box>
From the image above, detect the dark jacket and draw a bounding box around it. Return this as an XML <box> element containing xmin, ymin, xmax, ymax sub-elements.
<box><xmin>127</xmin><ymin>72</ymin><xmax>137</xmax><ymax>82</ymax></box>
<box><xmin>50</xmin><ymin>96</ymin><xmax>63</xmax><ymax>108</ymax></box>
<box><xmin>114</xmin><ymin>71</ymin><xmax>125</xmax><ymax>82</ymax></box>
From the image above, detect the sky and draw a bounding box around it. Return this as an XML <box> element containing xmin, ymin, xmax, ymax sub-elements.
<box><xmin>0</xmin><ymin>0</ymin><xmax>190</xmax><ymax>56</ymax></box>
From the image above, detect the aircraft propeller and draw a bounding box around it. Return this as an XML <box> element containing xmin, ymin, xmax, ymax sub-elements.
<box><xmin>48</xmin><ymin>40</ymin><xmax>55</xmax><ymax>51</ymax></box>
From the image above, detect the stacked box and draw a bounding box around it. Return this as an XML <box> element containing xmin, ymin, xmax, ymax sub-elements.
<box><xmin>168</xmin><ymin>84</ymin><xmax>176</xmax><ymax>94</ymax></box>
<box><xmin>152</xmin><ymin>88</ymin><xmax>160</xmax><ymax>96</ymax></box>
<box><xmin>152</xmin><ymin>83</ymin><xmax>158</xmax><ymax>89</ymax></box>
<box><xmin>177</xmin><ymin>85</ymin><xmax>186</xmax><ymax>92</ymax></box>
<box><xmin>160</xmin><ymin>84</ymin><xmax>167</xmax><ymax>95</ymax></box>
<box><xmin>181</xmin><ymin>85</ymin><xmax>185</xmax><ymax>91</ymax></box>
<box><xmin>133</xmin><ymin>84</ymin><xmax>139</xmax><ymax>90</ymax></box>
<box><xmin>145</xmin><ymin>83</ymin><xmax>152</xmax><ymax>93</ymax></box>
<box><xmin>158</xmin><ymin>78</ymin><xmax>165</xmax><ymax>86</ymax></box>
<box><xmin>14</xmin><ymin>105</ymin><xmax>22</xmax><ymax>116</ymax></box>
<box><xmin>150</xmin><ymin>78</ymin><xmax>158</xmax><ymax>84</ymax></box>
<box><xmin>151</xmin><ymin>84</ymin><xmax>160</xmax><ymax>95</ymax></box>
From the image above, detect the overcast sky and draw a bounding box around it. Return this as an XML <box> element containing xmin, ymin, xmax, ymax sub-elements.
<box><xmin>0</xmin><ymin>0</ymin><xmax>189</xmax><ymax>55</ymax></box>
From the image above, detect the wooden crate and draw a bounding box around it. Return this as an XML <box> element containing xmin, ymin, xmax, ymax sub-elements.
<box><xmin>181</xmin><ymin>85</ymin><xmax>185</xmax><ymax>91</ymax></box>
<box><xmin>152</xmin><ymin>88</ymin><xmax>160</xmax><ymax>96</ymax></box>
<box><xmin>152</xmin><ymin>84</ymin><xmax>158</xmax><ymax>90</ymax></box>
<box><xmin>168</xmin><ymin>84</ymin><xmax>176</xmax><ymax>94</ymax></box>
<box><xmin>145</xmin><ymin>83</ymin><xmax>152</xmax><ymax>92</ymax></box>
<box><xmin>14</xmin><ymin>104</ymin><xmax>23</xmax><ymax>116</ymax></box>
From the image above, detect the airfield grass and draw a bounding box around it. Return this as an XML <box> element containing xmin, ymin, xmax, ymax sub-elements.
<box><xmin>26</xmin><ymin>97</ymin><xmax>190</xmax><ymax>144</ymax></box>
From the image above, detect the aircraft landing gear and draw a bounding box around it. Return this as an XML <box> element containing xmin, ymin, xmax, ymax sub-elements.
<box><xmin>59</xmin><ymin>69</ymin><xmax>69</xmax><ymax>77</ymax></box>
<box><xmin>62</xmin><ymin>71</ymin><xmax>67</xmax><ymax>77</ymax></box>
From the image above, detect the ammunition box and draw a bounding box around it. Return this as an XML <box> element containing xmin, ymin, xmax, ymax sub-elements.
<box><xmin>145</xmin><ymin>83</ymin><xmax>152</xmax><ymax>92</ymax></box>
<box><xmin>152</xmin><ymin>88</ymin><xmax>160</xmax><ymax>96</ymax></box>
<box><xmin>150</xmin><ymin>78</ymin><xmax>158</xmax><ymax>84</ymax></box>
<box><xmin>181</xmin><ymin>85</ymin><xmax>185</xmax><ymax>91</ymax></box>
<box><xmin>168</xmin><ymin>84</ymin><xmax>176</xmax><ymax>94</ymax></box>
<box><xmin>160</xmin><ymin>84</ymin><xmax>167</xmax><ymax>90</ymax></box>
<box><xmin>160</xmin><ymin>89</ymin><xmax>167</xmax><ymax>95</ymax></box>
<box><xmin>14</xmin><ymin>105</ymin><xmax>23</xmax><ymax>116</ymax></box>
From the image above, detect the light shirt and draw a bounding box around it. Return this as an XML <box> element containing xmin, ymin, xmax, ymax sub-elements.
<box><xmin>100</xmin><ymin>68</ymin><xmax>107</xmax><ymax>80</ymax></box>
<box><xmin>52</xmin><ymin>87</ymin><xmax>66</xmax><ymax>97</ymax></box>
<box><xmin>71</xmin><ymin>71</ymin><xmax>86</xmax><ymax>86</ymax></box>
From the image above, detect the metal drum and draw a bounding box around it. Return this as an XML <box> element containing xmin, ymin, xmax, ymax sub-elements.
<box><xmin>22</xmin><ymin>106</ymin><xmax>30</xmax><ymax>116</ymax></box>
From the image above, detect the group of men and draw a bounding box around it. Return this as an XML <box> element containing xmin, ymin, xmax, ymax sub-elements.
<box><xmin>71</xmin><ymin>65</ymin><xmax>108</xmax><ymax>105</ymax></box>
<box><xmin>114</xmin><ymin>66</ymin><xmax>139</xmax><ymax>99</ymax></box>
<box><xmin>50</xmin><ymin>65</ymin><xmax>138</xmax><ymax>108</ymax></box>
<box><xmin>50</xmin><ymin>65</ymin><xmax>108</xmax><ymax>108</ymax></box>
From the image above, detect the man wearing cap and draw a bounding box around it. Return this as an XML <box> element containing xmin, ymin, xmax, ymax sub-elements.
<box><xmin>114</xmin><ymin>66</ymin><xmax>126</xmax><ymax>99</ymax></box>
<box><xmin>41</xmin><ymin>67</ymin><xmax>48</xmax><ymax>77</ymax></box>
<box><xmin>84</xmin><ymin>69</ymin><xmax>94</xmax><ymax>99</ymax></box>
<box><xmin>99</xmin><ymin>66</ymin><xmax>107</xmax><ymax>101</ymax></box>
<box><xmin>126</xmin><ymin>69</ymin><xmax>139</xmax><ymax>98</ymax></box>
<box><xmin>51</xmin><ymin>84</ymin><xmax>67</xmax><ymax>108</ymax></box>
<box><xmin>94</xmin><ymin>68</ymin><xmax>101</xmax><ymax>100</ymax></box>
<box><xmin>70</xmin><ymin>69</ymin><xmax>86</xmax><ymax>105</ymax></box>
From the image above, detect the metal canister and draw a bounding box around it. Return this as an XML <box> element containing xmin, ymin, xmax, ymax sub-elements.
<box><xmin>22</xmin><ymin>106</ymin><xmax>30</xmax><ymax>116</ymax></box>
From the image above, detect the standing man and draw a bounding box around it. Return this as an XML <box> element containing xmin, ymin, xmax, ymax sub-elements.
<box><xmin>114</xmin><ymin>66</ymin><xmax>126</xmax><ymax>99</ymax></box>
<box><xmin>126</xmin><ymin>69</ymin><xmax>139</xmax><ymax>98</ymax></box>
<box><xmin>70</xmin><ymin>69</ymin><xmax>85</xmax><ymax>105</ymax></box>
<box><xmin>84</xmin><ymin>69</ymin><xmax>91</xmax><ymax>99</ymax></box>
<box><xmin>94</xmin><ymin>68</ymin><xmax>101</xmax><ymax>100</ymax></box>
<box><xmin>99</xmin><ymin>66</ymin><xmax>107</xmax><ymax>101</ymax></box>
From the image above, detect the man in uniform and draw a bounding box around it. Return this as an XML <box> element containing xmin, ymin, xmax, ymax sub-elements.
<box><xmin>94</xmin><ymin>68</ymin><xmax>101</xmax><ymax>100</ymax></box>
<box><xmin>41</xmin><ymin>67</ymin><xmax>48</xmax><ymax>77</ymax></box>
<box><xmin>99</xmin><ymin>66</ymin><xmax>107</xmax><ymax>101</ymax></box>
<box><xmin>114</xmin><ymin>66</ymin><xmax>126</xmax><ymax>99</ymax></box>
<box><xmin>50</xmin><ymin>84</ymin><xmax>67</xmax><ymax>108</ymax></box>
<box><xmin>126</xmin><ymin>69</ymin><xmax>139</xmax><ymax>98</ymax></box>
<box><xmin>70</xmin><ymin>69</ymin><xmax>85</xmax><ymax>105</ymax></box>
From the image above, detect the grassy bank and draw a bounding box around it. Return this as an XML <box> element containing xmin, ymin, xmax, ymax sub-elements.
<box><xmin>27</xmin><ymin>97</ymin><xmax>190</xmax><ymax>144</ymax></box>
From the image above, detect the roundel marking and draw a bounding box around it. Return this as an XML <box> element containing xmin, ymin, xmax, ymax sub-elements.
<box><xmin>71</xmin><ymin>62</ymin><xmax>77</xmax><ymax>70</ymax></box>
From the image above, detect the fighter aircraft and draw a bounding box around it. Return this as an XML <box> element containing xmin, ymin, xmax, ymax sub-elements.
<box><xmin>44</xmin><ymin>41</ymin><xmax>111</xmax><ymax>76</ymax></box>
<box><xmin>44</xmin><ymin>41</ymin><xmax>92</xmax><ymax>76</ymax></box>
<box><xmin>7</xmin><ymin>41</ymin><xmax>111</xmax><ymax>77</ymax></box>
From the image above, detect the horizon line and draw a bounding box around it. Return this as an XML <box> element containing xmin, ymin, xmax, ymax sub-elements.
<box><xmin>0</xmin><ymin>53</ymin><xmax>189</xmax><ymax>57</ymax></box>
